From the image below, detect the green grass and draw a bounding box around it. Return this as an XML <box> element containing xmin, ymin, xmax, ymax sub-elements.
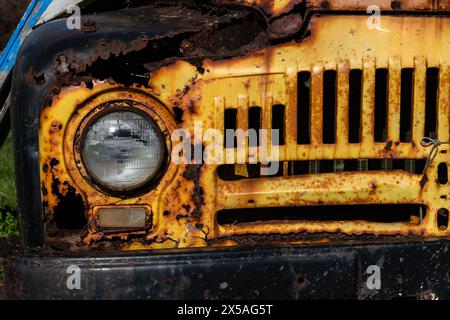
<box><xmin>0</xmin><ymin>211</ymin><xmax>19</xmax><ymax>237</ymax></box>
<box><xmin>0</xmin><ymin>133</ymin><xmax>19</xmax><ymax>237</ymax></box>
<box><xmin>0</xmin><ymin>134</ymin><xmax>16</xmax><ymax>209</ymax></box>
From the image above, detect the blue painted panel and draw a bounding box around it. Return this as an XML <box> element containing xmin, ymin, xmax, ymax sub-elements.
<box><xmin>0</xmin><ymin>0</ymin><xmax>53</xmax><ymax>87</ymax></box>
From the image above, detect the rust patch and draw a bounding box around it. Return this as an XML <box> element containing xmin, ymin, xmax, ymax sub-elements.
<box><xmin>183</xmin><ymin>164</ymin><xmax>206</xmax><ymax>220</ymax></box>
<box><xmin>222</xmin><ymin>0</ymin><xmax>302</xmax><ymax>17</ymax></box>
<box><xmin>268</xmin><ymin>14</ymin><xmax>303</xmax><ymax>39</ymax></box>
<box><xmin>307</xmin><ymin>0</ymin><xmax>450</xmax><ymax>11</ymax></box>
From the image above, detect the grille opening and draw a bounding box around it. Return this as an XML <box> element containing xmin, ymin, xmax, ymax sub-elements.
<box><xmin>438</xmin><ymin>162</ymin><xmax>448</xmax><ymax>185</ymax></box>
<box><xmin>224</xmin><ymin>108</ymin><xmax>237</xmax><ymax>148</ymax></box>
<box><xmin>217</xmin><ymin>204</ymin><xmax>426</xmax><ymax>226</ymax></box>
<box><xmin>375</xmin><ymin>68</ymin><xmax>389</xmax><ymax>142</ymax></box>
<box><xmin>400</xmin><ymin>68</ymin><xmax>414</xmax><ymax>142</ymax></box>
<box><xmin>437</xmin><ymin>208</ymin><xmax>449</xmax><ymax>230</ymax></box>
<box><xmin>346</xmin><ymin>158</ymin><xmax>422</xmax><ymax>173</ymax></box>
<box><xmin>269</xmin><ymin>162</ymin><xmax>284</xmax><ymax>177</ymax></box>
<box><xmin>272</xmin><ymin>104</ymin><xmax>285</xmax><ymax>145</ymax></box>
<box><xmin>248</xmin><ymin>107</ymin><xmax>261</xmax><ymax>147</ymax></box>
<box><xmin>217</xmin><ymin>164</ymin><xmax>261</xmax><ymax>180</ymax></box>
<box><xmin>323</xmin><ymin>70</ymin><xmax>337</xmax><ymax>144</ymax></box>
<box><xmin>297</xmin><ymin>71</ymin><xmax>311</xmax><ymax>144</ymax></box>
<box><xmin>217</xmin><ymin>159</ymin><xmax>426</xmax><ymax>180</ymax></box>
<box><xmin>425</xmin><ymin>68</ymin><xmax>439</xmax><ymax>138</ymax></box>
<box><xmin>293</xmin><ymin>160</ymin><xmax>309</xmax><ymax>175</ymax></box>
<box><xmin>292</xmin><ymin>159</ymin><xmax>426</xmax><ymax>175</ymax></box>
<box><xmin>349</xmin><ymin>69</ymin><xmax>362</xmax><ymax>143</ymax></box>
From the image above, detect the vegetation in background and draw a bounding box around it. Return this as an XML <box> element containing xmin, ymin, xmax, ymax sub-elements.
<box><xmin>0</xmin><ymin>134</ymin><xmax>19</xmax><ymax>237</ymax></box>
<box><xmin>0</xmin><ymin>212</ymin><xmax>18</xmax><ymax>237</ymax></box>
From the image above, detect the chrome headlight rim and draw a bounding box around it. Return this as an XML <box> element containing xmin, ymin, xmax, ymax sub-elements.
<box><xmin>74</xmin><ymin>100</ymin><xmax>169</xmax><ymax>198</ymax></box>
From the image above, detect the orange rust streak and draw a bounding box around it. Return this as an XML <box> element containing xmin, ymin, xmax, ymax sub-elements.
<box><xmin>284</xmin><ymin>70</ymin><xmax>297</xmax><ymax>158</ymax></box>
<box><xmin>388</xmin><ymin>57</ymin><xmax>401</xmax><ymax>142</ymax></box>
<box><xmin>361</xmin><ymin>58</ymin><xmax>376</xmax><ymax>146</ymax></box>
<box><xmin>217</xmin><ymin>221</ymin><xmax>424</xmax><ymax>238</ymax></box>
<box><xmin>438</xmin><ymin>63</ymin><xmax>450</xmax><ymax>141</ymax></box>
<box><xmin>412</xmin><ymin>56</ymin><xmax>427</xmax><ymax>143</ymax></box>
<box><xmin>310</xmin><ymin>63</ymin><xmax>324</xmax><ymax>145</ymax></box>
<box><xmin>336</xmin><ymin>60</ymin><xmax>350</xmax><ymax>146</ymax></box>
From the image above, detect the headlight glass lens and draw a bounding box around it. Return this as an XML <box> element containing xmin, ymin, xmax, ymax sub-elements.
<box><xmin>82</xmin><ymin>110</ymin><xmax>164</xmax><ymax>192</ymax></box>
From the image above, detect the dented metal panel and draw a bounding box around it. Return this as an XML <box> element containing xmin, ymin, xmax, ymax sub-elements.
<box><xmin>36</xmin><ymin>13</ymin><xmax>450</xmax><ymax>251</ymax></box>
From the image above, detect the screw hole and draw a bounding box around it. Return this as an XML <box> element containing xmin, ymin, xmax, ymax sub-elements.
<box><xmin>391</xmin><ymin>1</ymin><xmax>401</xmax><ymax>10</ymax></box>
<box><xmin>321</xmin><ymin>1</ymin><xmax>329</xmax><ymax>9</ymax></box>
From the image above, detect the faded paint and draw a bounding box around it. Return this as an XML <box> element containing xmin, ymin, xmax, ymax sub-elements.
<box><xmin>39</xmin><ymin>14</ymin><xmax>450</xmax><ymax>250</ymax></box>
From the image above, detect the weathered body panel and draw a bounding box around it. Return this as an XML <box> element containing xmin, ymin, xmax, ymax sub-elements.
<box><xmin>34</xmin><ymin>13</ymin><xmax>450</xmax><ymax>250</ymax></box>
<box><xmin>5</xmin><ymin>0</ymin><xmax>450</xmax><ymax>301</ymax></box>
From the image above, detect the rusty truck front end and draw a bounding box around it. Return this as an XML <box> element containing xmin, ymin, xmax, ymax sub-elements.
<box><xmin>3</xmin><ymin>0</ymin><xmax>450</xmax><ymax>299</ymax></box>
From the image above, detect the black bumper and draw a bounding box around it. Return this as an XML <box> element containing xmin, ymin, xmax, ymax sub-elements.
<box><xmin>4</xmin><ymin>240</ymin><xmax>450</xmax><ymax>300</ymax></box>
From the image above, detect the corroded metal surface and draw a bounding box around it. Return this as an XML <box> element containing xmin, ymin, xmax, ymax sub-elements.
<box><xmin>225</xmin><ymin>0</ymin><xmax>450</xmax><ymax>15</ymax></box>
<box><xmin>39</xmin><ymin>13</ymin><xmax>450</xmax><ymax>250</ymax></box>
<box><xmin>307</xmin><ymin>0</ymin><xmax>450</xmax><ymax>11</ymax></box>
<box><xmin>225</xmin><ymin>0</ymin><xmax>302</xmax><ymax>16</ymax></box>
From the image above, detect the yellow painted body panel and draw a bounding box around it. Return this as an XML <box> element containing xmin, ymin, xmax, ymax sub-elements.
<box><xmin>40</xmin><ymin>15</ymin><xmax>450</xmax><ymax>250</ymax></box>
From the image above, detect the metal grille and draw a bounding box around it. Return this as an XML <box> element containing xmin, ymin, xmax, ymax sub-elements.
<box><xmin>220</xmin><ymin>62</ymin><xmax>446</xmax><ymax>176</ymax></box>
<box><xmin>204</xmin><ymin>15</ymin><xmax>450</xmax><ymax>239</ymax></box>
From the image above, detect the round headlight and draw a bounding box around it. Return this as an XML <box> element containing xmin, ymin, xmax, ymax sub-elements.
<box><xmin>82</xmin><ymin>110</ymin><xmax>165</xmax><ymax>193</ymax></box>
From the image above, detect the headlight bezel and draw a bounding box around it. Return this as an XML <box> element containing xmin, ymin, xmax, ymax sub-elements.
<box><xmin>73</xmin><ymin>100</ymin><xmax>170</xmax><ymax>198</ymax></box>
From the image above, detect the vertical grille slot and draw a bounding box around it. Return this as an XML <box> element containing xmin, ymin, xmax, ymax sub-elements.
<box><xmin>375</xmin><ymin>68</ymin><xmax>389</xmax><ymax>142</ymax></box>
<box><xmin>272</xmin><ymin>104</ymin><xmax>285</xmax><ymax>146</ymax></box>
<box><xmin>224</xmin><ymin>108</ymin><xmax>237</xmax><ymax>148</ymax></box>
<box><xmin>297</xmin><ymin>71</ymin><xmax>311</xmax><ymax>144</ymax></box>
<box><xmin>400</xmin><ymin>68</ymin><xmax>414</xmax><ymax>142</ymax></box>
<box><xmin>248</xmin><ymin>107</ymin><xmax>261</xmax><ymax>147</ymax></box>
<box><xmin>425</xmin><ymin>67</ymin><xmax>439</xmax><ymax>138</ymax></box>
<box><xmin>323</xmin><ymin>70</ymin><xmax>337</xmax><ymax>144</ymax></box>
<box><xmin>438</xmin><ymin>162</ymin><xmax>448</xmax><ymax>185</ymax></box>
<box><xmin>349</xmin><ymin>69</ymin><xmax>362</xmax><ymax>143</ymax></box>
<box><xmin>437</xmin><ymin>208</ymin><xmax>449</xmax><ymax>230</ymax></box>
